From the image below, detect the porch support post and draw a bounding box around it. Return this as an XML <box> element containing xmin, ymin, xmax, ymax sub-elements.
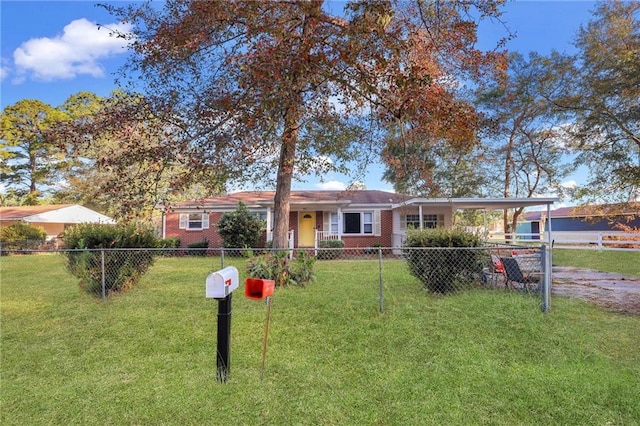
<box><xmin>418</xmin><ymin>204</ymin><xmax>423</xmax><ymax>231</ymax></box>
<box><xmin>483</xmin><ymin>209</ymin><xmax>488</xmax><ymax>240</ymax></box>
<box><xmin>545</xmin><ymin>202</ymin><xmax>553</xmax><ymax>311</ymax></box>
<box><xmin>266</xmin><ymin>208</ymin><xmax>272</xmax><ymax>243</ymax></box>
<box><xmin>161</xmin><ymin>210</ymin><xmax>167</xmax><ymax>239</ymax></box>
<box><xmin>337</xmin><ymin>207</ymin><xmax>342</xmax><ymax>240</ymax></box>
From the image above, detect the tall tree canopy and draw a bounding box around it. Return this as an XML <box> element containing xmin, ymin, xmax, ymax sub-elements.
<box><xmin>1</xmin><ymin>100</ymin><xmax>66</xmax><ymax>205</ymax></box>
<box><xmin>381</xmin><ymin>128</ymin><xmax>487</xmax><ymax>197</ymax></box>
<box><xmin>104</xmin><ymin>0</ymin><xmax>506</xmax><ymax>247</ymax></box>
<box><xmin>56</xmin><ymin>90</ymin><xmax>205</xmax><ymax>219</ymax></box>
<box><xmin>477</xmin><ymin>52</ymin><xmax>577</xmax><ymax>233</ymax></box>
<box><xmin>554</xmin><ymin>0</ymin><xmax>639</xmax><ymax>206</ymax></box>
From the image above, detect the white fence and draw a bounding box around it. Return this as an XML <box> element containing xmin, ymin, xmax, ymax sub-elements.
<box><xmin>487</xmin><ymin>231</ymin><xmax>640</xmax><ymax>251</ymax></box>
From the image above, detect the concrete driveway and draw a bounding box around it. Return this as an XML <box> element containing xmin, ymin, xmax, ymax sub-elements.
<box><xmin>552</xmin><ymin>266</ymin><xmax>640</xmax><ymax>314</ymax></box>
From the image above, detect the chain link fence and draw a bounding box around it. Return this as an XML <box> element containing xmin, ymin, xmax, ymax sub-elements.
<box><xmin>1</xmin><ymin>244</ymin><xmax>550</xmax><ymax>311</ymax></box>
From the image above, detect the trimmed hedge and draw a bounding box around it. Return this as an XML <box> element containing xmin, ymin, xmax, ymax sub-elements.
<box><xmin>403</xmin><ymin>228</ymin><xmax>484</xmax><ymax>294</ymax></box>
<box><xmin>187</xmin><ymin>239</ymin><xmax>209</xmax><ymax>256</ymax></box>
<box><xmin>62</xmin><ymin>223</ymin><xmax>159</xmax><ymax>296</ymax></box>
<box><xmin>0</xmin><ymin>222</ymin><xmax>47</xmax><ymax>252</ymax></box>
<box><xmin>317</xmin><ymin>239</ymin><xmax>344</xmax><ymax>260</ymax></box>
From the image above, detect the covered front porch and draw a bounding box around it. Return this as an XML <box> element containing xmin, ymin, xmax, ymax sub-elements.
<box><xmin>262</xmin><ymin>198</ymin><xmax>355</xmax><ymax>249</ymax></box>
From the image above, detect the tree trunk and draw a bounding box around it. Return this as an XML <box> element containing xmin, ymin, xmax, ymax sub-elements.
<box><xmin>270</xmin><ymin>6</ymin><xmax>319</xmax><ymax>249</ymax></box>
<box><xmin>272</xmin><ymin>104</ymin><xmax>301</xmax><ymax>249</ymax></box>
<box><xmin>502</xmin><ymin>125</ymin><xmax>518</xmax><ymax>237</ymax></box>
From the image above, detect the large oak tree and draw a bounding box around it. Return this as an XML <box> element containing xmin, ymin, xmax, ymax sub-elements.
<box><xmin>477</xmin><ymin>52</ymin><xmax>577</xmax><ymax>233</ymax></box>
<box><xmin>554</xmin><ymin>1</ymin><xmax>639</xmax><ymax>206</ymax></box>
<box><xmin>103</xmin><ymin>0</ymin><xmax>506</xmax><ymax>247</ymax></box>
<box><xmin>56</xmin><ymin>90</ymin><xmax>204</xmax><ymax>219</ymax></box>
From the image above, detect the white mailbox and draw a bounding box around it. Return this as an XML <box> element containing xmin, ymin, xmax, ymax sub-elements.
<box><xmin>206</xmin><ymin>266</ymin><xmax>239</xmax><ymax>299</ymax></box>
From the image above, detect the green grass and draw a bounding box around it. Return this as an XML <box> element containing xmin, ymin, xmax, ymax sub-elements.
<box><xmin>2</xmin><ymin>254</ymin><xmax>640</xmax><ymax>425</ymax></box>
<box><xmin>552</xmin><ymin>248</ymin><xmax>640</xmax><ymax>276</ymax></box>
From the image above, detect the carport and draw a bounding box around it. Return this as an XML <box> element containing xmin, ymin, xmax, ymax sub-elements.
<box><xmin>392</xmin><ymin>197</ymin><xmax>559</xmax><ymax>310</ymax></box>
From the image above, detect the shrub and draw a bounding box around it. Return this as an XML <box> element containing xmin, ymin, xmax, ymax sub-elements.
<box><xmin>0</xmin><ymin>222</ymin><xmax>47</xmax><ymax>252</ymax></box>
<box><xmin>217</xmin><ymin>202</ymin><xmax>264</xmax><ymax>253</ymax></box>
<box><xmin>246</xmin><ymin>250</ymin><xmax>316</xmax><ymax>287</ymax></box>
<box><xmin>403</xmin><ymin>228</ymin><xmax>484</xmax><ymax>294</ymax></box>
<box><xmin>364</xmin><ymin>243</ymin><xmax>383</xmax><ymax>255</ymax></box>
<box><xmin>289</xmin><ymin>250</ymin><xmax>316</xmax><ymax>286</ymax></box>
<box><xmin>62</xmin><ymin>223</ymin><xmax>159</xmax><ymax>296</ymax></box>
<box><xmin>317</xmin><ymin>239</ymin><xmax>344</xmax><ymax>260</ymax></box>
<box><xmin>187</xmin><ymin>239</ymin><xmax>209</xmax><ymax>256</ymax></box>
<box><xmin>156</xmin><ymin>237</ymin><xmax>181</xmax><ymax>257</ymax></box>
<box><xmin>157</xmin><ymin>237</ymin><xmax>180</xmax><ymax>248</ymax></box>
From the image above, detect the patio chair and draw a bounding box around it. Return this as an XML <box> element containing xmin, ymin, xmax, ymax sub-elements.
<box><xmin>482</xmin><ymin>254</ymin><xmax>507</xmax><ymax>287</ymax></box>
<box><xmin>500</xmin><ymin>257</ymin><xmax>539</xmax><ymax>292</ymax></box>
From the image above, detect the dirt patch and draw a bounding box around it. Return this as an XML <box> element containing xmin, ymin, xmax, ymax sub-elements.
<box><xmin>552</xmin><ymin>266</ymin><xmax>640</xmax><ymax>315</ymax></box>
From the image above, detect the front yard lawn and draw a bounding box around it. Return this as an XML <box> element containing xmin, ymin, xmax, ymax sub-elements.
<box><xmin>2</xmin><ymin>254</ymin><xmax>639</xmax><ymax>425</ymax></box>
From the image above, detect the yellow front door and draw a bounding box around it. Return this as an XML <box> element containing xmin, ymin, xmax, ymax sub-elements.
<box><xmin>299</xmin><ymin>212</ymin><xmax>316</xmax><ymax>247</ymax></box>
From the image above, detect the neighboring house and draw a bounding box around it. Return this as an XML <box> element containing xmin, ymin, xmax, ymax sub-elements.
<box><xmin>520</xmin><ymin>203</ymin><xmax>640</xmax><ymax>234</ymax></box>
<box><xmin>0</xmin><ymin>204</ymin><xmax>116</xmax><ymax>240</ymax></box>
<box><xmin>161</xmin><ymin>190</ymin><xmax>557</xmax><ymax>249</ymax></box>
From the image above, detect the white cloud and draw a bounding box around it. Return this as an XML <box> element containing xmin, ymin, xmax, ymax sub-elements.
<box><xmin>314</xmin><ymin>180</ymin><xmax>346</xmax><ymax>190</ymax></box>
<box><xmin>13</xmin><ymin>18</ymin><xmax>132</xmax><ymax>82</ymax></box>
<box><xmin>0</xmin><ymin>62</ymin><xmax>8</xmax><ymax>82</ymax></box>
<box><xmin>561</xmin><ymin>180</ymin><xmax>577</xmax><ymax>190</ymax></box>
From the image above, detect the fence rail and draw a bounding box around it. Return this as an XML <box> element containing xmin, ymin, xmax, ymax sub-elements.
<box><xmin>487</xmin><ymin>231</ymin><xmax>640</xmax><ymax>251</ymax></box>
<box><xmin>1</xmin><ymin>245</ymin><xmax>551</xmax><ymax>313</ymax></box>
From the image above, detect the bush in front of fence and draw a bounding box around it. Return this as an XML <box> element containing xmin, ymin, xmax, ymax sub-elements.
<box><xmin>317</xmin><ymin>239</ymin><xmax>344</xmax><ymax>260</ymax></box>
<box><xmin>187</xmin><ymin>239</ymin><xmax>209</xmax><ymax>256</ymax></box>
<box><xmin>403</xmin><ymin>228</ymin><xmax>484</xmax><ymax>294</ymax></box>
<box><xmin>247</xmin><ymin>250</ymin><xmax>316</xmax><ymax>287</ymax></box>
<box><xmin>0</xmin><ymin>222</ymin><xmax>47</xmax><ymax>252</ymax></box>
<box><xmin>157</xmin><ymin>237</ymin><xmax>180</xmax><ymax>248</ymax></box>
<box><xmin>62</xmin><ymin>223</ymin><xmax>159</xmax><ymax>296</ymax></box>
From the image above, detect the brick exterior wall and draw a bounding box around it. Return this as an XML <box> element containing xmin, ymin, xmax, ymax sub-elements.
<box><xmin>340</xmin><ymin>209</ymin><xmax>393</xmax><ymax>248</ymax></box>
<box><xmin>164</xmin><ymin>211</ymin><xmax>225</xmax><ymax>248</ymax></box>
<box><xmin>165</xmin><ymin>209</ymin><xmax>395</xmax><ymax>249</ymax></box>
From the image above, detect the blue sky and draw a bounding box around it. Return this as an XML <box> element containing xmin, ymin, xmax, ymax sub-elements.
<box><xmin>1</xmin><ymin>0</ymin><xmax>596</xmax><ymax>195</ymax></box>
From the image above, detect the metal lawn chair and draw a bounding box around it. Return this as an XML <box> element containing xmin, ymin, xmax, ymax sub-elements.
<box><xmin>501</xmin><ymin>256</ymin><xmax>539</xmax><ymax>292</ymax></box>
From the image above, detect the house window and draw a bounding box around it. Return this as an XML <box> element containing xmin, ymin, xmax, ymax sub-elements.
<box><xmin>363</xmin><ymin>212</ymin><xmax>373</xmax><ymax>234</ymax></box>
<box><xmin>343</xmin><ymin>212</ymin><xmax>373</xmax><ymax>234</ymax></box>
<box><xmin>330</xmin><ymin>213</ymin><xmax>338</xmax><ymax>233</ymax></box>
<box><xmin>405</xmin><ymin>214</ymin><xmax>421</xmax><ymax>229</ymax></box>
<box><xmin>401</xmin><ymin>214</ymin><xmax>444</xmax><ymax>230</ymax></box>
<box><xmin>423</xmin><ymin>214</ymin><xmax>444</xmax><ymax>229</ymax></box>
<box><xmin>179</xmin><ymin>213</ymin><xmax>210</xmax><ymax>230</ymax></box>
<box><xmin>188</xmin><ymin>214</ymin><xmax>203</xmax><ymax>229</ymax></box>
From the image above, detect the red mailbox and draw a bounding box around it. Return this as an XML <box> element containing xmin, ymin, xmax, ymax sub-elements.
<box><xmin>245</xmin><ymin>278</ymin><xmax>275</xmax><ymax>300</ymax></box>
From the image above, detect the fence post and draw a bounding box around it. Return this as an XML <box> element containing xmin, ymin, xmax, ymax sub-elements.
<box><xmin>378</xmin><ymin>247</ymin><xmax>384</xmax><ymax>313</ymax></box>
<box><xmin>100</xmin><ymin>249</ymin><xmax>106</xmax><ymax>301</ymax></box>
<box><xmin>221</xmin><ymin>248</ymin><xmax>225</xmax><ymax>269</ymax></box>
<box><xmin>541</xmin><ymin>244</ymin><xmax>550</xmax><ymax>313</ymax></box>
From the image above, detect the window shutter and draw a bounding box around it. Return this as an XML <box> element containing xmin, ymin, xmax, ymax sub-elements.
<box><xmin>179</xmin><ymin>214</ymin><xmax>188</xmax><ymax>229</ymax></box>
<box><xmin>374</xmin><ymin>210</ymin><xmax>381</xmax><ymax>236</ymax></box>
<box><xmin>202</xmin><ymin>213</ymin><xmax>210</xmax><ymax>229</ymax></box>
<box><xmin>323</xmin><ymin>211</ymin><xmax>330</xmax><ymax>231</ymax></box>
